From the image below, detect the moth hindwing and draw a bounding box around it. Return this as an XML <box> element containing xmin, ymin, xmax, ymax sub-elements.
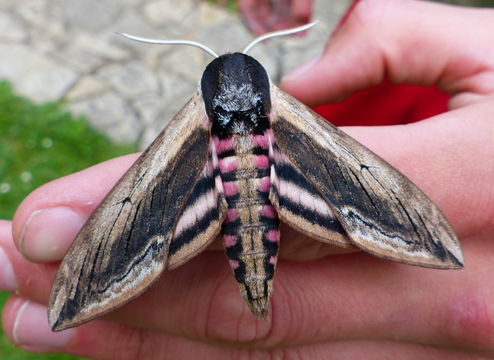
<box><xmin>49</xmin><ymin>52</ymin><xmax>463</xmax><ymax>331</ymax></box>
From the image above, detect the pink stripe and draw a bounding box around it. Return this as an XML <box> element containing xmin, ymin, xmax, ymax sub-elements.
<box><xmin>266</xmin><ymin>230</ymin><xmax>279</xmax><ymax>242</ymax></box>
<box><xmin>273</xmin><ymin>147</ymin><xmax>289</xmax><ymax>163</ymax></box>
<box><xmin>224</xmin><ymin>235</ymin><xmax>237</xmax><ymax>247</ymax></box>
<box><xmin>229</xmin><ymin>259</ymin><xmax>240</xmax><ymax>269</ymax></box>
<box><xmin>214</xmin><ymin>136</ymin><xmax>234</xmax><ymax>154</ymax></box>
<box><xmin>261</xmin><ymin>205</ymin><xmax>277</xmax><ymax>218</ymax></box>
<box><xmin>219</xmin><ymin>157</ymin><xmax>237</xmax><ymax>172</ymax></box>
<box><xmin>269</xmin><ymin>255</ymin><xmax>278</xmax><ymax>265</ymax></box>
<box><xmin>223</xmin><ymin>181</ymin><xmax>238</xmax><ymax>197</ymax></box>
<box><xmin>254</xmin><ymin>155</ymin><xmax>269</xmax><ymax>168</ymax></box>
<box><xmin>258</xmin><ymin>176</ymin><xmax>270</xmax><ymax>192</ymax></box>
<box><xmin>225</xmin><ymin>208</ymin><xmax>238</xmax><ymax>223</ymax></box>
<box><xmin>253</xmin><ymin>134</ymin><xmax>269</xmax><ymax>148</ymax></box>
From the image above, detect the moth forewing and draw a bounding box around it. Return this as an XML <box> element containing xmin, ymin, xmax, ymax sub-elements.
<box><xmin>270</xmin><ymin>85</ymin><xmax>463</xmax><ymax>269</ymax></box>
<box><xmin>48</xmin><ymin>94</ymin><xmax>212</xmax><ymax>331</ymax></box>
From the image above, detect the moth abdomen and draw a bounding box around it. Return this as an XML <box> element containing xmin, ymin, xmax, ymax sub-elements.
<box><xmin>213</xmin><ymin>121</ymin><xmax>280</xmax><ymax>317</ymax></box>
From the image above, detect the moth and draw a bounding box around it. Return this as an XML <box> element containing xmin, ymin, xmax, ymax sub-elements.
<box><xmin>49</xmin><ymin>23</ymin><xmax>463</xmax><ymax>331</ymax></box>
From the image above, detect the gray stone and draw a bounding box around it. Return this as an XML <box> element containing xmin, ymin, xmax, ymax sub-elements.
<box><xmin>15</xmin><ymin>0</ymin><xmax>52</xmax><ymax>25</ymax></box>
<box><xmin>70</xmin><ymin>33</ymin><xmax>130</xmax><ymax>62</ymax></box>
<box><xmin>158</xmin><ymin>46</ymin><xmax>206</xmax><ymax>82</ymax></box>
<box><xmin>0</xmin><ymin>11</ymin><xmax>28</xmax><ymax>42</ymax></box>
<box><xmin>64</xmin><ymin>0</ymin><xmax>123</xmax><ymax>32</ymax></box>
<box><xmin>55</xmin><ymin>42</ymin><xmax>106</xmax><ymax>73</ymax></box>
<box><xmin>14</xmin><ymin>1</ymin><xmax>66</xmax><ymax>52</ymax></box>
<box><xmin>66</xmin><ymin>76</ymin><xmax>108</xmax><ymax>100</ymax></box>
<box><xmin>0</xmin><ymin>44</ymin><xmax>77</xmax><ymax>102</ymax></box>
<box><xmin>108</xmin><ymin>11</ymin><xmax>162</xmax><ymax>54</ymax></box>
<box><xmin>138</xmin><ymin>94</ymin><xmax>191</xmax><ymax>149</ymax></box>
<box><xmin>98</xmin><ymin>61</ymin><xmax>160</xmax><ymax>98</ymax></box>
<box><xmin>132</xmin><ymin>93</ymin><xmax>164</xmax><ymax>126</ymax></box>
<box><xmin>0</xmin><ymin>1</ymin><xmax>12</xmax><ymax>11</ymax></box>
<box><xmin>70</xmin><ymin>92</ymin><xmax>141</xmax><ymax>143</ymax></box>
<box><xmin>142</xmin><ymin>0</ymin><xmax>195</xmax><ymax>26</ymax></box>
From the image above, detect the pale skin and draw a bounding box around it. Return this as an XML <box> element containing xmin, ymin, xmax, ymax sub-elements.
<box><xmin>238</xmin><ymin>0</ymin><xmax>312</xmax><ymax>35</ymax></box>
<box><xmin>1</xmin><ymin>0</ymin><xmax>494</xmax><ymax>358</ymax></box>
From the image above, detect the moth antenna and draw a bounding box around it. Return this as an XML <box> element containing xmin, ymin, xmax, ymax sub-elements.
<box><xmin>242</xmin><ymin>20</ymin><xmax>318</xmax><ymax>54</ymax></box>
<box><xmin>119</xmin><ymin>33</ymin><xmax>219</xmax><ymax>59</ymax></box>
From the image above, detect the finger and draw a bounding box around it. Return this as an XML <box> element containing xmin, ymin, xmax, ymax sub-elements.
<box><xmin>290</xmin><ymin>0</ymin><xmax>312</xmax><ymax>24</ymax></box>
<box><xmin>13</xmin><ymin>100</ymin><xmax>494</xmax><ymax>265</ymax></box>
<box><xmin>238</xmin><ymin>0</ymin><xmax>272</xmax><ymax>35</ymax></box>
<box><xmin>281</xmin><ymin>0</ymin><xmax>494</xmax><ymax>106</ymax></box>
<box><xmin>11</xmin><ymin>152</ymin><xmax>349</xmax><ymax>263</ymax></box>
<box><xmin>6</xmin><ymin>101</ymin><xmax>493</xmax><ymax>350</ymax></box>
<box><xmin>5</xmin><ymin>217</ymin><xmax>494</xmax><ymax>354</ymax></box>
<box><xmin>0</xmin><ymin>220</ymin><xmax>17</xmax><ymax>291</ymax></box>
<box><xmin>342</xmin><ymin>97</ymin><xmax>494</xmax><ymax>239</ymax></box>
<box><xmin>2</xmin><ymin>294</ymin><xmax>233</xmax><ymax>359</ymax></box>
<box><xmin>11</xmin><ymin>154</ymin><xmax>139</xmax><ymax>262</ymax></box>
<box><xmin>2</xmin><ymin>295</ymin><xmax>485</xmax><ymax>360</ymax></box>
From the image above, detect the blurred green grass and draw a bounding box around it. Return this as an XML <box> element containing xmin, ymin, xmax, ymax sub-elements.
<box><xmin>0</xmin><ymin>80</ymin><xmax>137</xmax><ymax>359</ymax></box>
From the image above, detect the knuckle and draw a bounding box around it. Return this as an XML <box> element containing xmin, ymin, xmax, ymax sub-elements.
<box><xmin>346</xmin><ymin>0</ymin><xmax>397</xmax><ymax>33</ymax></box>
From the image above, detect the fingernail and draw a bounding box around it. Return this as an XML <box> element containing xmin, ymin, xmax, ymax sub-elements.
<box><xmin>13</xmin><ymin>300</ymin><xmax>74</xmax><ymax>350</ymax></box>
<box><xmin>20</xmin><ymin>207</ymin><xmax>86</xmax><ymax>262</ymax></box>
<box><xmin>281</xmin><ymin>54</ymin><xmax>320</xmax><ymax>82</ymax></box>
<box><xmin>0</xmin><ymin>246</ymin><xmax>17</xmax><ymax>291</ymax></box>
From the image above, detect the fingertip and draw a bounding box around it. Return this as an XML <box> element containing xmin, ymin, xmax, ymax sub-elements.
<box><xmin>18</xmin><ymin>207</ymin><xmax>86</xmax><ymax>262</ymax></box>
<box><xmin>280</xmin><ymin>54</ymin><xmax>327</xmax><ymax>105</ymax></box>
<box><xmin>3</xmin><ymin>295</ymin><xmax>75</xmax><ymax>353</ymax></box>
<box><xmin>11</xmin><ymin>153</ymin><xmax>140</xmax><ymax>260</ymax></box>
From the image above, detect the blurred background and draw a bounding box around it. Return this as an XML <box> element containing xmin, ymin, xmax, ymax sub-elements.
<box><xmin>0</xmin><ymin>0</ymin><xmax>492</xmax><ymax>358</ymax></box>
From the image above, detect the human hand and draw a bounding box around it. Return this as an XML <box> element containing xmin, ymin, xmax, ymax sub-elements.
<box><xmin>2</xmin><ymin>0</ymin><xmax>494</xmax><ymax>358</ymax></box>
<box><xmin>238</xmin><ymin>0</ymin><xmax>312</xmax><ymax>35</ymax></box>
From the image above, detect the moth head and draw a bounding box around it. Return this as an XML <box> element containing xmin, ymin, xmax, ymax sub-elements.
<box><xmin>119</xmin><ymin>21</ymin><xmax>318</xmax><ymax>123</ymax></box>
<box><xmin>200</xmin><ymin>53</ymin><xmax>271</xmax><ymax>120</ymax></box>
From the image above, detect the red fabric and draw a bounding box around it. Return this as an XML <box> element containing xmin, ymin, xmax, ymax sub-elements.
<box><xmin>313</xmin><ymin>0</ymin><xmax>450</xmax><ymax>126</ymax></box>
<box><xmin>313</xmin><ymin>80</ymin><xmax>450</xmax><ymax>126</ymax></box>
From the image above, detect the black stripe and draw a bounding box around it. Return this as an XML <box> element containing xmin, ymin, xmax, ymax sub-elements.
<box><xmin>277</xmin><ymin>189</ymin><xmax>346</xmax><ymax>234</ymax></box>
<box><xmin>259</xmin><ymin>215</ymin><xmax>279</xmax><ymax>229</ymax></box>
<box><xmin>225</xmin><ymin>193</ymin><xmax>240</xmax><ymax>203</ymax></box>
<box><xmin>182</xmin><ymin>175</ymin><xmax>215</xmax><ymax>208</ymax></box>
<box><xmin>276</xmin><ymin>162</ymin><xmax>320</xmax><ymax>196</ymax></box>
<box><xmin>222</xmin><ymin>218</ymin><xmax>242</xmax><ymax>235</ymax></box>
<box><xmin>170</xmin><ymin>206</ymin><xmax>220</xmax><ymax>256</ymax></box>
<box><xmin>252</xmin><ymin>146</ymin><xmax>269</xmax><ymax>156</ymax></box>
<box><xmin>221</xmin><ymin>168</ymin><xmax>270</xmax><ymax>182</ymax></box>
<box><xmin>218</xmin><ymin>148</ymin><xmax>236</xmax><ymax>158</ymax></box>
<box><xmin>226</xmin><ymin>238</ymin><xmax>246</xmax><ymax>282</ymax></box>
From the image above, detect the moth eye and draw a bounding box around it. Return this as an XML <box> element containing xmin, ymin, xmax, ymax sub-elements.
<box><xmin>214</xmin><ymin>105</ymin><xmax>227</xmax><ymax>115</ymax></box>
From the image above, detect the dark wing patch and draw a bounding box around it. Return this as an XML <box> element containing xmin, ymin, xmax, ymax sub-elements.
<box><xmin>271</xmin><ymin>86</ymin><xmax>463</xmax><ymax>269</ymax></box>
<box><xmin>269</xmin><ymin>143</ymin><xmax>352</xmax><ymax>247</ymax></box>
<box><xmin>49</xmin><ymin>94</ymin><xmax>210</xmax><ymax>331</ymax></box>
<box><xmin>168</xmin><ymin>152</ymin><xmax>227</xmax><ymax>270</ymax></box>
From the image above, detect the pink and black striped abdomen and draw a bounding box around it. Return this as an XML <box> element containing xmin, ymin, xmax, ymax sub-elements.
<box><xmin>214</xmin><ymin>132</ymin><xmax>279</xmax><ymax>317</ymax></box>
